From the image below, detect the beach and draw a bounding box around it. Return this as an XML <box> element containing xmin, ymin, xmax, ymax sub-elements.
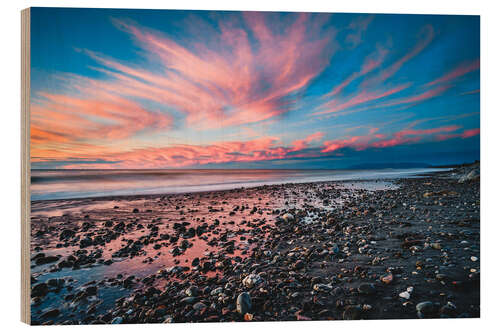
<box><xmin>29</xmin><ymin>165</ymin><xmax>480</xmax><ymax>324</ymax></box>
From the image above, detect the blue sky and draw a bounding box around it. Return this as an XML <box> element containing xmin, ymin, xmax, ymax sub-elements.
<box><xmin>30</xmin><ymin>8</ymin><xmax>479</xmax><ymax>169</ymax></box>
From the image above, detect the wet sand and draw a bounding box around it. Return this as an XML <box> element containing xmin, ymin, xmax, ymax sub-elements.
<box><xmin>29</xmin><ymin>167</ymin><xmax>480</xmax><ymax>324</ymax></box>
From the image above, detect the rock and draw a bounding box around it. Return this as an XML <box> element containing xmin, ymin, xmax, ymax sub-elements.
<box><xmin>244</xmin><ymin>313</ymin><xmax>254</xmax><ymax>321</ymax></box>
<box><xmin>416</xmin><ymin>301</ymin><xmax>438</xmax><ymax>318</ymax></box>
<box><xmin>242</xmin><ymin>274</ymin><xmax>264</xmax><ymax>288</ymax></box>
<box><xmin>193</xmin><ymin>302</ymin><xmax>207</xmax><ymax>311</ymax></box>
<box><xmin>358</xmin><ymin>283</ymin><xmax>376</xmax><ymax>295</ymax></box>
<box><xmin>236</xmin><ymin>292</ymin><xmax>252</xmax><ymax>315</ymax></box>
<box><xmin>459</xmin><ymin>168</ymin><xmax>479</xmax><ymax>183</ymax></box>
<box><xmin>47</xmin><ymin>278</ymin><xmax>64</xmax><ymax>288</ymax></box>
<box><xmin>79</xmin><ymin>237</ymin><xmax>93</xmax><ymax>248</ymax></box>
<box><xmin>35</xmin><ymin>256</ymin><xmax>59</xmax><ymax>266</ymax></box>
<box><xmin>210</xmin><ymin>287</ymin><xmax>224</xmax><ymax>296</ymax></box>
<box><xmin>85</xmin><ymin>286</ymin><xmax>98</xmax><ymax>296</ymax></box>
<box><xmin>185</xmin><ymin>285</ymin><xmax>198</xmax><ymax>297</ymax></box>
<box><xmin>293</xmin><ymin>260</ymin><xmax>305</xmax><ymax>270</ymax></box>
<box><xmin>380</xmin><ymin>272</ymin><xmax>393</xmax><ymax>284</ymax></box>
<box><xmin>399</xmin><ymin>291</ymin><xmax>411</xmax><ymax>300</ymax></box>
<box><xmin>111</xmin><ymin>316</ymin><xmax>123</xmax><ymax>324</ymax></box>
<box><xmin>181</xmin><ymin>296</ymin><xmax>197</xmax><ymax>304</ymax></box>
<box><xmin>343</xmin><ymin>305</ymin><xmax>362</xmax><ymax>320</ymax></box>
<box><xmin>41</xmin><ymin>308</ymin><xmax>60</xmax><ymax>319</ymax></box>
<box><xmin>59</xmin><ymin>229</ymin><xmax>76</xmax><ymax>241</ymax></box>
<box><xmin>281</xmin><ymin>213</ymin><xmax>295</xmax><ymax>223</ymax></box>
<box><xmin>191</xmin><ymin>257</ymin><xmax>200</xmax><ymax>267</ymax></box>
<box><xmin>31</xmin><ymin>283</ymin><xmax>49</xmax><ymax>297</ymax></box>
<box><xmin>430</xmin><ymin>242</ymin><xmax>442</xmax><ymax>250</ymax></box>
<box><xmin>313</xmin><ymin>283</ymin><xmax>333</xmax><ymax>292</ymax></box>
<box><xmin>440</xmin><ymin>301</ymin><xmax>457</xmax><ymax>316</ymax></box>
<box><xmin>471</xmin><ymin>256</ymin><xmax>478</xmax><ymax>262</ymax></box>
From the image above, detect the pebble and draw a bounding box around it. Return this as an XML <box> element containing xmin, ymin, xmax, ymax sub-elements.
<box><xmin>282</xmin><ymin>213</ymin><xmax>295</xmax><ymax>223</ymax></box>
<box><xmin>380</xmin><ymin>272</ymin><xmax>393</xmax><ymax>284</ymax></box>
<box><xmin>343</xmin><ymin>305</ymin><xmax>362</xmax><ymax>320</ymax></box>
<box><xmin>242</xmin><ymin>274</ymin><xmax>264</xmax><ymax>288</ymax></box>
<box><xmin>399</xmin><ymin>291</ymin><xmax>411</xmax><ymax>300</ymax></box>
<box><xmin>416</xmin><ymin>301</ymin><xmax>437</xmax><ymax>318</ymax></box>
<box><xmin>236</xmin><ymin>292</ymin><xmax>252</xmax><ymax>315</ymax></box>
<box><xmin>358</xmin><ymin>283</ymin><xmax>376</xmax><ymax>295</ymax></box>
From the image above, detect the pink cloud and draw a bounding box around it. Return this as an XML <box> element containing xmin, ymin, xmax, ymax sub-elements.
<box><xmin>315</xmin><ymin>83</ymin><xmax>410</xmax><ymax>116</ymax></box>
<box><xmin>377</xmin><ymin>84</ymin><xmax>450</xmax><ymax>108</ymax></box>
<box><xmin>426</xmin><ymin>59</ymin><xmax>480</xmax><ymax>86</ymax></box>
<box><xmin>321</xmin><ymin>125</ymin><xmax>462</xmax><ymax>153</ymax></box>
<box><xmin>290</xmin><ymin>131</ymin><xmax>325</xmax><ymax>151</ymax></box>
<box><xmin>326</xmin><ymin>45</ymin><xmax>389</xmax><ymax>97</ymax></box>
<box><xmin>436</xmin><ymin>128</ymin><xmax>480</xmax><ymax>141</ymax></box>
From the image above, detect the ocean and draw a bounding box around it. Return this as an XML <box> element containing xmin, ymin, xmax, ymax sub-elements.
<box><xmin>30</xmin><ymin>168</ymin><xmax>446</xmax><ymax>201</ymax></box>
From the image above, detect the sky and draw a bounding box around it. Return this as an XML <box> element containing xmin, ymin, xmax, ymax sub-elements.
<box><xmin>30</xmin><ymin>8</ymin><xmax>480</xmax><ymax>169</ymax></box>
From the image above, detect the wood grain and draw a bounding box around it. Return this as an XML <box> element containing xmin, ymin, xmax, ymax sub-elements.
<box><xmin>21</xmin><ymin>7</ymin><xmax>31</xmax><ymax>325</ymax></box>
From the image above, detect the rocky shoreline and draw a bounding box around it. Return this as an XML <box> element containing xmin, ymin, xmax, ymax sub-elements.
<box><xmin>29</xmin><ymin>166</ymin><xmax>480</xmax><ymax>324</ymax></box>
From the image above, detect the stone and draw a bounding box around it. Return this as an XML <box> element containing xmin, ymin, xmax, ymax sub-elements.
<box><xmin>85</xmin><ymin>286</ymin><xmax>98</xmax><ymax>296</ymax></box>
<box><xmin>399</xmin><ymin>291</ymin><xmax>411</xmax><ymax>300</ymax></box>
<box><xmin>193</xmin><ymin>302</ymin><xmax>207</xmax><ymax>311</ymax></box>
<box><xmin>358</xmin><ymin>283</ymin><xmax>376</xmax><ymax>295</ymax></box>
<box><xmin>313</xmin><ymin>283</ymin><xmax>333</xmax><ymax>292</ymax></box>
<box><xmin>41</xmin><ymin>308</ymin><xmax>60</xmax><ymax>319</ymax></box>
<box><xmin>59</xmin><ymin>229</ymin><xmax>76</xmax><ymax>240</ymax></box>
<box><xmin>380</xmin><ymin>272</ymin><xmax>393</xmax><ymax>284</ymax></box>
<box><xmin>343</xmin><ymin>305</ymin><xmax>362</xmax><ymax>320</ymax></box>
<box><xmin>416</xmin><ymin>301</ymin><xmax>437</xmax><ymax>318</ymax></box>
<box><xmin>35</xmin><ymin>256</ymin><xmax>59</xmax><ymax>266</ymax></box>
<box><xmin>242</xmin><ymin>274</ymin><xmax>264</xmax><ymax>288</ymax></box>
<box><xmin>47</xmin><ymin>278</ymin><xmax>64</xmax><ymax>288</ymax></box>
<box><xmin>180</xmin><ymin>296</ymin><xmax>197</xmax><ymax>304</ymax></box>
<box><xmin>111</xmin><ymin>317</ymin><xmax>123</xmax><ymax>324</ymax></box>
<box><xmin>293</xmin><ymin>260</ymin><xmax>305</xmax><ymax>270</ymax></box>
<box><xmin>210</xmin><ymin>287</ymin><xmax>224</xmax><ymax>296</ymax></box>
<box><xmin>440</xmin><ymin>302</ymin><xmax>457</xmax><ymax>316</ymax></box>
<box><xmin>31</xmin><ymin>283</ymin><xmax>49</xmax><ymax>298</ymax></box>
<box><xmin>185</xmin><ymin>285</ymin><xmax>198</xmax><ymax>297</ymax></box>
<box><xmin>459</xmin><ymin>169</ymin><xmax>479</xmax><ymax>183</ymax></box>
<box><xmin>236</xmin><ymin>292</ymin><xmax>252</xmax><ymax>315</ymax></box>
<box><xmin>282</xmin><ymin>213</ymin><xmax>295</xmax><ymax>223</ymax></box>
<box><xmin>430</xmin><ymin>243</ymin><xmax>442</xmax><ymax>250</ymax></box>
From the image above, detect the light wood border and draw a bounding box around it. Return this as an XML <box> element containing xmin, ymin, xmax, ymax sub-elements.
<box><xmin>21</xmin><ymin>7</ymin><xmax>31</xmax><ymax>325</ymax></box>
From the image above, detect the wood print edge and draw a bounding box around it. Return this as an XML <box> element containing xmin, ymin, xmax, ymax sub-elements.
<box><xmin>21</xmin><ymin>7</ymin><xmax>31</xmax><ymax>325</ymax></box>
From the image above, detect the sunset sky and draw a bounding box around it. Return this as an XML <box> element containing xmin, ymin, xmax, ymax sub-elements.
<box><xmin>30</xmin><ymin>8</ymin><xmax>479</xmax><ymax>169</ymax></box>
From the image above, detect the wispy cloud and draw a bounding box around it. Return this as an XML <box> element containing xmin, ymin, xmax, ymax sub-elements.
<box><xmin>321</xmin><ymin>125</ymin><xmax>470</xmax><ymax>153</ymax></box>
<box><xmin>426</xmin><ymin>59</ymin><xmax>480</xmax><ymax>86</ymax></box>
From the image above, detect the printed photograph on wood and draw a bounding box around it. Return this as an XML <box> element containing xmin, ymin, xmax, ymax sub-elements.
<box><xmin>26</xmin><ymin>7</ymin><xmax>480</xmax><ymax>324</ymax></box>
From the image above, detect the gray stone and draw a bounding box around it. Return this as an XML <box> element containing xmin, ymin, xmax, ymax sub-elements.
<box><xmin>236</xmin><ymin>292</ymin><xmax>252</xmax><ymax>315</ymax></box>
